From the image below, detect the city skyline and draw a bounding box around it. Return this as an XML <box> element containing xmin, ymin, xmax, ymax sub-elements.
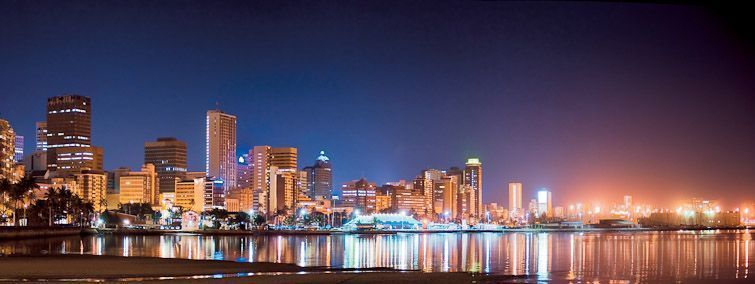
<box><xmin>2</xmin><ymin>1</ymin><xmax>754</xmax><ymax>208</ymax></box>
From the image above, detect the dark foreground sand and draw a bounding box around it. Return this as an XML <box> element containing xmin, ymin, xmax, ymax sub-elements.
<box><xmin>0</xmin><ymin>255</ymin><xmax>520</xmax><ymax>283</ymax></box>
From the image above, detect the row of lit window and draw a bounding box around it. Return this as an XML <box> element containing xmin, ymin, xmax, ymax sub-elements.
<box><xmin>58</xmin><ymin>157</ymin><xmax>94</xmax><ymax>161</ymax></box>
<box><xmin>48</xmin><ymin>108</ymin><xmax>87</xmax><ymax>114</ymax></box>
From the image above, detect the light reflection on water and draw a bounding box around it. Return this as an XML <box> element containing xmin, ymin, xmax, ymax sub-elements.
<box><xmin>0</xmin><ymin>230</ymin><xmax>752</xmax><ymax>281</ymax></box>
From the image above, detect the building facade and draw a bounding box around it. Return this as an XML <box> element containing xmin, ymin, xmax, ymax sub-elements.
<box><xmin>508</xmin><ymin>182</ymin><xmax>523</xmax><ymax>219</ymax></box>
<box><xmin>118</xmin><ymin>164</ymin><xmax>159</xmax><ymax>207</ymax></box>
<box><xmin>46</xmin><ymin>95</ymin><xmax>104</xmax><ymax>177</ymax></box>
<box><xmin>0</xmin><ymin>118</ymin><xmax>16</xmax><ymax>180</ymax></box>
<box><xmin>205</xmin><ymin>109</ymin><xmax>237</xmax><ymax>188</ymax></box>
<box><xmin>464</xmin><ymin>158</ymin><xmax>482</xmax><ymax>217</ymax></box>
<box><xmin>145</xmin><ymin>137</ymin><xmax>187</xmax><ymax>193</ymax></box>
<box><xmin>341</xmin><ymin>178</ymin><xmax>377</xmax><ymax>213</ymax></box>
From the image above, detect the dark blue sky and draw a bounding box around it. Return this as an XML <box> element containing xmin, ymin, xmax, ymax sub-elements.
<box><xmin>2</xmin><ymin>1</ymin><xmax>754</xmax><ymax>207</ymax></box>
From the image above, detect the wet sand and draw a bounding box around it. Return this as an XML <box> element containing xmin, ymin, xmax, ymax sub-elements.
<box><xmin>0</xmin><ymin>254</ymin><xmax>516</xmax><ymax>283</ymax></box>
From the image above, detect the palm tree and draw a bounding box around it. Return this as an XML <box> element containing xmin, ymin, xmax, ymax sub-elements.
<box><xmin>12</xmin><ymin>176</ymin><xmax>38</xmax><ymax>225</ymax></box>
<box><xmin>0</xmin><ymin>178</ymin><xmax>12</xmax><ymax>224</ymax></box>
<box><xmin>45</xmin><ymin>187</ymin><xmax>61</xmax><ymax>226</ymax></box>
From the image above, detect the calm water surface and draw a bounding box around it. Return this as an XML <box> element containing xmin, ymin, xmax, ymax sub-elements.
<box><xmin>0</xmin><ymin>230</ymin><xmax>752</xmax><ymax>281</ymax></box>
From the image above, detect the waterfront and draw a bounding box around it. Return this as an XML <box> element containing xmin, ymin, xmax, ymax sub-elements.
<box><xmin>1</xmin><ymin>230</ymin><xmax>752</xmax><ymax>281</ymax></box>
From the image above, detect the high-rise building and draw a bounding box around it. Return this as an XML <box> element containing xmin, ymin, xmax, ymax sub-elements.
<box><xmin>237</xmin><ymin>154</ymin><xmax>251</xmax><ymax>189</ymax></box>
<box><xmin>508</xmin><ymin>182</ymin><xmax>523</xmax><ymax>219</ymax></box>
<box><xmin>175</xmin><ymin>178</ymin><xmax>206</xmax><ymax>213</ymax></box>
<box><xmin>391</xmin><ymin>186</ymin><xmax>426</xmax><ymax>214</ymax></box>
<box><xmin>537</xmin><ymin>189</ymin><xmax>552</xmax><ymax>218</ymax></box>
<box><xmin>46</xmin><ymin>95</ymin><xmax>104</xmax><ymax>176</ymax></box>
<box><xmin>250</xmin><ymin>145</ymin><xmax>271</xmax><ymax>211</ymax></box>
<box><xmin>13</xmin><ymin>135</ymin><xmax>23</xmax><ymax>162</ymax></box>
<box><xmin>145</xmin><ymin>137</ymin><xmax>187</xmax><ymax>193</ymax></box>
<box><xmin>119</xmin><ymin>164</ymin><xmax>159</xmax><ymax>207</ymax></box>
<box><xmin>205</xmin><ymin>109</ymin><xmax>237</xmax><ymax>189</ymax></box>
<box><xmin>35</xmin><ymin>121</ymin><xmax>47</xmax><ymax>151</ymax></box>
<box><xmin>270</xmin><ymin>147</ymin><xmax>297</xmax><ymax>171</ymax></box>
<box><xmin>74</xmin><ymin>170</ymin><xmax>107</xmax><ymax>212</ymax></box>
<box><xmin>464</xmin><ymin>158</ymin><xmax>483</xmax><ymax>217</ymax></box>
<box><xmin>249</xmin><ymin>146</ymin><xmax>299</xmax><ymax>213</ymax></box>
<box><xmin>457</xmin><ymin>184</ymin><xmax>476</xmax><ymax>219</ymax></box>
<box><xmin>416</xmin><ymin>169</ymin><xmax>442</xmax><ymax>214</ymax></box>
<box><xmin>434</xmin><ymin>176</ymin><xmax>458</xmax><ymax>217</ymax></box>
<box><xmin>303</xmin><ymin>151</ymin><xmax>332</xmax><ymax>200</ymax></box>
<box><xmin>341</xmin><ymin>178</ymin><xmax>377</xmax><ymax>213</ymax></box>
<box><xmin>269</xmin><ymin>168</ymin><xmax>296</xmax><ymax>214</ymax></box>
<box><xmin>297</xmin><ymin>170</ymin><xmax>311</xmax><ymax>202</ymax></box>
<box><xmin>0</xmin><ymin>118</ymin><xmax>16</xmax><ymax>180</ymax></box>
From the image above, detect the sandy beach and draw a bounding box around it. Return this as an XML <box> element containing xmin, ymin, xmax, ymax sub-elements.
<box><xmin>0</xmin><ymin>254</ymin><xmax>518</xmax><ymax>283</ymax></box>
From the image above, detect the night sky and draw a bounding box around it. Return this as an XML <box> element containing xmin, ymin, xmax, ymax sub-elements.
<box><xmin>1</xmin><ymin>1</ymin><xmax>753</xmax><ymax>208</ymax></box>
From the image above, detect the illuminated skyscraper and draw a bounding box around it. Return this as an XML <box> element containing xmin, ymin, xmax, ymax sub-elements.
<box><xmin>341</xmin><ymin>178</ymin><xmax>377</xmax><ymax>213</ymax></box>
<box><xmin>46</xmin><ymin>95</ymin><xmax>104</xmax><ymax>177</ymax></box>
<box><xmin>416</xmin><ymin>169</ymin><xmax>442</xmax><ymax>214</ymax></box>
<box><xmin>303</xmin><ymin>151</ymin><xmax>332</xmax><ymax>200</ymax></box>
<box><xmin>249</xmin><ymin>146</ymin><xmax>298</xmax><ymax>213</ymax></box>
<box><xmin>237</xmin><ymin>154</ymin><xmax>251</xmax><ymax>189</ymax></box>
<box><xmin>464</xmin><ymin>158</ymin><xmax>483</xmax><ymax>217</ymax></box>
<box><xmin>508</xmin><ymin>182</ymin><xmax>523</xmax><ymax>218</ymax></box>
<box><xmin>13</xmin><ymin>135</ymin><xmax>23</xmax><ymax>162</ymax></box>
<box><xmin>0</xmin><ymin>118</ymin><xmax>16</xmax><ymax>180</ymax></box>
<box><xmin>537</xmin><ymin>189</ymin><xmax>552</xmax><ymax>218</ymax></box>
<box><xmin>250</xmin><ymin>145</ymin><xmax>271</xmax><ymax>211</ymax></box>
<box><xmin>145</xmin><ymin>137</ymin><xmax>187</xmax><ymax>193</ymax></box>
<box><xmin>35</xmin><ymin>121</ymin><xmax>47</xmax><ymax>151</ymax></box>
<box><xmin>205</xmin><ymin>109</ymin><xmax>237</xmax><ymax>188</ymax></box>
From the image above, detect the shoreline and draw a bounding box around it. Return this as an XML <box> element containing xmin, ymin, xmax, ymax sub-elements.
<box><xmin>0</xmin><ymin>254</ymin><xmax>518</xmax><ymax>283</ymax></box>
<box><xmin>0</xmin><ymin>226</ymin><xmax>751</xmax><ymax>240</ymax></box>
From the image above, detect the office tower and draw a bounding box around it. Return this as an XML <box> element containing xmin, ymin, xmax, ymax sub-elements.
<box><xmin>228</xmin><ymin>186</ymin><xmax>252</xmax><ymax>212</ymax></box>
<box><xmin>0</xmin><ymin>118</ymin><xmax>16</xmax><ymax>180</ymax></box>
<box><xmin>204</xmin><ymin>178</ymin><xmax>225</xmax><ymax>210</ymax></box>
<box><xmin>297</xmin><ymin>170</ymin><xmax>310</xmax><ymax>202</ymax></box>
<box><xmin>13</xmin><ymin>135</ymin><xmax>23</xmax><ymax>162</ymax></box>
<box><xmin>35</xmin><ymin>121</ymin><xmax>47</xmax><ymax>151</ymax></box>
<box><xmin>249</xmin><ymin>146</ymin><xmax>299</xmax><ymax>213</ymax></box>
<box><xmin>270</xmin><ymin>147</ymin><xmax>297</xmax><ymax>171</ymax></box>
<box><xmin>434</xmin><ymin>176</ymin><xmax>458</xmax><ymax>217</ymax></box>
<box><xmin>391</xmin><ymin>186</ymin><xmax>426</xmax><ymax>213</ymax></box>
<box><xmin>508</xmin><ymin>182</ymin><xmax>523</xmax><ymax>219</ymax></box>
<box><xmin>74</xmin><ymin>170</ymin><xmax>107</xmax><ymax>212</ymax></box>
<box><xmin>303</xmin><ymin>151</ymin><xmax>332</xmax><ymax>200</ymax></box>
<box><xmin>205</xmin><ymin>109</ymin><xmax>237</xmax><ymax>188</ymax></box>
<box><xmin>46</xmin><ymin>95</ymin><xmax>104</xmax><ymax>176</ymax></box>
<box><xmin>119</xmin><ymin>164</ymin><xmax>159</xmax><ymax>206</ymax></box>
<box><xmin>456</xmin><ymin>184</ymin><xmax>476</xmax><ymax>219</ymax></box>
<box><xmin>537</xmin><ymin>189</ymin><xmax>552</xmax><ymax>217</ymax></box>
<box><xmin>250</xmin><ymin>145</ymin><xmax>271</xmax><ymax>208</ymax></box>
<box><xmin>175</xmin><ymin>178</ymin><xmax>206</xmax><ymax>213</ymax></box>
<box><xmin>341</xmin><ymin>178</ymin><xmax>377</xmax><ymax>213</ymax></box>
<box><xmin>145</xmin><ymin>137</ymin><xmax>187</xmax><ymax>193</ymax></box>
<box><xmin>269</xmin><ymin>168</ymin><xmax>296</xmax><ymax>214</ymax></box>
<box><xmin>375</xmin><ymin>185</ymin><xmax>393</xmax><ymax>212</ymax></box>
<box><xmin>237</xmin><ymin>154</ymin><xmax>251</xmax><ymax>189</ymax></box>
<box><xmin>416</xmin><ymin>169</ymin><xmax>442</xmax><ymax>214</ymax></box>
<box><xmin>464</xmin><ymin>158</ymin><xmax>483</xmax><ymax>217</ymax></box>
